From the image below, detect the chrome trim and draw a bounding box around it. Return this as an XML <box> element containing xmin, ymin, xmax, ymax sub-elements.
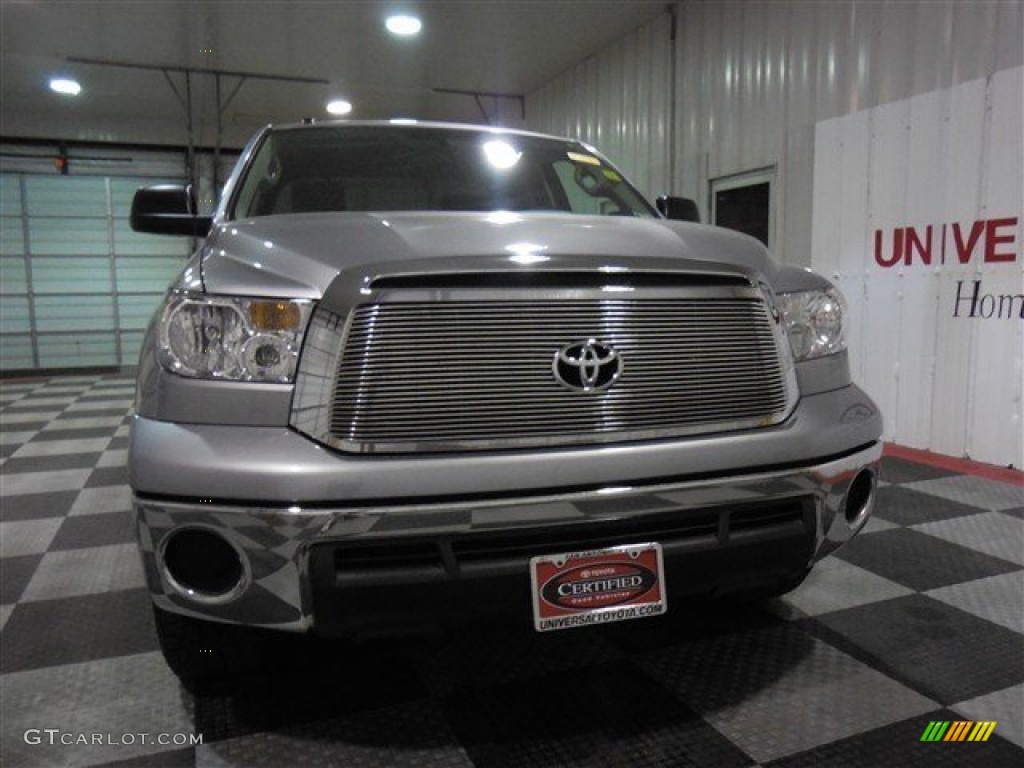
<box><xmin>135</xmin><ymin>441</ymin><xmax>881</xmax><ymax>630</ymax></box>
<box><xmin>290</xmin><ymin>281</ymin><xmax>799</xmax><ymax>454</ymax></box>
<box><xmin>156</xmin><ymin>523</ymin><xmax>253</xmax><ymax>606</ymax></box>
<box><xmin>552</xmin><ymin>338</ymin><xmax>623</xmax><ymax>392</ymax></box>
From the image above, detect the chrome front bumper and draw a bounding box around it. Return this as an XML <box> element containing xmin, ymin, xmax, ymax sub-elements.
<box><xmin>135</xmin><ymin>440</ymin><xmax>882</xmax><ymax>632</ymax></box>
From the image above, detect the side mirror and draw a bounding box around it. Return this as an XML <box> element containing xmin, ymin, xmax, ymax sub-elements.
<box><xmin>656</xmin><ymin>195</ymin><xmax>700</xmax><ymax>223</ymax></box>
<box><xmin>130</xmin><ymin>184</ymin><xmax>212</xmax><ymax>237</ymax></box>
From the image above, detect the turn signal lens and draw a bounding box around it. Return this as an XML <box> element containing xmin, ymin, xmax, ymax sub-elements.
<box><xmin>250</xmin><ymin>300</ymin><xmax>302</xmax><ymax>331</ymax></box>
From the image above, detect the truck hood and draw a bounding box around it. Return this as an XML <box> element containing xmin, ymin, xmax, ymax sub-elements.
<box><xmin>200</xmin><ymin>211</ymin><xmax>824</xmax><ymax>298</ymax></box>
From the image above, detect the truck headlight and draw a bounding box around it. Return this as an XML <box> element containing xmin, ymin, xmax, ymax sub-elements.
<box><xmin>778</xmin><ymin>288</ymin><xmax>846</xmax><ymax>361</ymax></box>
<box><xmin>157</xmin><ymin>293</ymin><xmax>313</xmax><ymax>382</ymax></box>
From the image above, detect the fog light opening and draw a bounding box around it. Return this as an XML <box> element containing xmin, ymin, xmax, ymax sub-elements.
<box><xmin>844</xmin><ymin>470</ymin><xmax>875</xmax><ymax>525</ymax></box>
<box><xmin>162</xmin><ymin>527</ymin><xmax>246</xmax><ymax>601</ymax></box>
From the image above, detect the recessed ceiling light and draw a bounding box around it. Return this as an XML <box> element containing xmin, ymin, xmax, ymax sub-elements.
<box><xmin>482</xmin><ymin>140</ymin><xmax>521</xmax><ymax>170</ymax></box>
<box><xmin>49</xmin><ymin>77</ymin><xmax>81</xmax><ymax>96</ymax></box>
<box><xmin>325</xmin><ymin>99</ymin><xmax>352</xmax><ymax>116</ymax></box>
<box><xmin>389</xmin><ymin>118</ymin><xmax>418</xmax><ymax>125</ymax></box>
<box><xmin>385</xmin><ymin>14</ymin><xmax>422</xmax><ymax>36</ymax></box>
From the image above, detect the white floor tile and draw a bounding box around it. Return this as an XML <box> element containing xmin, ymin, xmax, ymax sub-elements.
<box><xmin>0</xmin><ymin>468</ymin><xmax>92</xmax><ymax>496</ymax></box>
<box><xmin>907</xmin><ymin>475</ymin><xmax>1024</xmax><ymax>512</ymax></box>
<box><xmin>0</xmin><ymin>411</ymin><xmax>61</xmax><ymax>424</ymax></box>
<box><xmin>926</xmin><ymin>571</ymin><xmax>1024</xmax><ymax>633</ymax></box>
<box><xmin>43</xmin><ymin>416</ymin><xmax>125</xmax><ymax>431</ymax></box>
<box><xmin>913</xmin><ymin>511</ymin><xmax>1024</xmax><ymax>566</ymax></box>
<box><xmin>69</xmin><ymin>485</ymin><xmax>133</xmax><ymax>516</ymax></box>
<box><xmin>953</xmin><ymin>684</ymin><xmax>1024</xmax><ymax>748</ymax></box>
<box><xmin>780</xmin><ymin>558</ymin><xmax>913</xmax><ymax>617</ymax></box>
<box><xmin>11</xmin><ymin>437</ymin><xmax>112</xmax><ymax>458</ymax></box>
<box><xmin>0</xmin><ymin>518</ymin><xmax>63</xmax><ymax>557</ymax></box>
<box><xmin>21</xmin><ymin>543</ymin><xmax>146</xmax><ymax>601</ymax></box>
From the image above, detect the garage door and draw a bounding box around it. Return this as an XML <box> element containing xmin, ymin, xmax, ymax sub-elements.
<box><xmin>1</xmin><ymin>157</ymin><xmax>190</xmax><ymax>372</ymax></box>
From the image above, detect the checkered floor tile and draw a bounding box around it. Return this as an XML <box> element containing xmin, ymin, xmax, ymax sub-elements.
<box><xmin>1</xmin><ymin>374</ymin><xmax>1022</xmax><ymax>767</ymax></box>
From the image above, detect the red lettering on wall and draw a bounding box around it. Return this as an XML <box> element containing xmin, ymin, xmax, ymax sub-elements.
<box><xmin>952</xmin><ymin>221</ymin><xmax>986</xmax><ymax>264</ymax></box>
<box><xmin>875</xmin><ymin>217</ymin><xmax>1020</xmax><ymax>269</ymax></box>
<box><xmin>905</xmin><ymin>225</ymin><xmax>933</xmax><ymax>265</ymax></box>
<box><xmin>985</xmin><ymin>217</ymin><xmax>1018</xmax><ymax>262</ymax></box>
<box><xmin>874</xmin><ymin>229</ymin><xmax>902</xmax><ymax>267</ymax></box>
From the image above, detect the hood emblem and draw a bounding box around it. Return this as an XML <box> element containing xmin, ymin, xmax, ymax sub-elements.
<box><xmin>553</xmin><ymin>339</ymin><xmax>623</xmax><ymax>392</ymax></box>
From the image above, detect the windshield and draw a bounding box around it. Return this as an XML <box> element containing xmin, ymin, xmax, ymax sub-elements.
<box><xmin>230</xmin><ymin>126</ymin><xmax>656</xmax><ymax>219</ymax></box>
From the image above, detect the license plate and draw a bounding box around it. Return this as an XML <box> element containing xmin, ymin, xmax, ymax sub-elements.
<box><xmin>530</xmin><ymin>542</ymin><xmax>666</xmax><ymax>632</ymax></box>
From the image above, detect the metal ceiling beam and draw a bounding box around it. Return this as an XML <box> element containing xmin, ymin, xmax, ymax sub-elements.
<box><xmin>67</xmin><ymin>56</ymin><xmax>329</xmax><ymax>198</ymax></box>
<box><xmin>65</xmin><ymin>57</ymin><xmax>329</xmax><ymax>85</ymax></box>
<box><xmin>433</xmin><ymin>87</ymin><xmax>526</xmax><ymax>124</ymax></box>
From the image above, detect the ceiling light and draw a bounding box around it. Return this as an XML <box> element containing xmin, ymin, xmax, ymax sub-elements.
<box><xmin>325</xmin><ymin>99</ymin><xmax>352</xmax><ymax>116</ymax></box>
<box><xmin>482</xmin><ymin>140</ymin><xmax>521</xmax><ymax>170</ymax></box>
<box><xmin>386</xmin><ymin>14</ymin><xmax>422</xmax><ymax>36</ymax></box>
<box><xmin>389</xmin><ymin>118</ymin><xmax>418</xmax><ymax>125</ymax></box>
<box><xmin>49</xmin><ymin>77</ymin><xmax>81</xmax><ymax>96</ymax></box>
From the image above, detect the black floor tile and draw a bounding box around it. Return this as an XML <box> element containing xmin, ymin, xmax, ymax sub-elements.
<box><xmin>92</xmin><ymin>380</ymin><xmax>136</xmax><ymax>391</ymax></box>
<box><xmin>804</xmin><ymin>594</ymin><xmax>1024</xmax><ymax>705</ymax></box>
<box><xmin>1002</xmin><ymin>506</ymin><xmax>1024</xmax><ymax>520</ymax></box>
<box><xmin>880</xmin><ymin>457</ymin><xmax>961</xmax><ymax>484</ymax></box>
<box><xmin>873</xmin><ymin>485</ymin><xmax>989</xmax><ymax>526</ymax></box>
<box><xmin>191</xmin><ymin>636</ymin><xmax>428</xmax><ymax>743</ymax></box>
<box><xmin>835</xmin><ymin>528</ymin><xmax>1019</xmax><ymax>591</ymax></box>
<box><xmin>768</xmin><ymin>708</ymin><xmax>1023</xmax><ymax>767</ymax></box>
<box><xmin>443</xmin><ymin>660</ymin><xmax>753</xmax><ymax>768</ymax></box>
<box><xmin>410</xmin><ymin>623</ymin><xmax>621</xmax><ymax>697</ymax></box>
<box><xmin>2</xmin><ymin>452</ymin><xmax>103</xmax><ymax>474</ymax></box>
<box><xmin>0</xmin><ymin>419</ymin><xmax>47</xmax><ymax>432</ymax></box>
<box><xmin>1</xmin><ymin>442</ymin><xmax>22</xmax><ymax>458</ymax></box>
<box><xmin>600</xmin><ymin>599</ymin><xmax>783</xmax><ymax>655</ymax></box>
<box><xmin>86</xmin><ymin>465</ymin><xmax>129</xmax><ymax>487</ymax></box>
<box><xmin>0</xmin><ymin>403</ymin><xmax>67</xmax><ymax>413</ymax></box>
<box><xmin>91</xmin><ymin>748</ymin><xmax>196</xmax><ymax>768</ymax></box>
<box><xmin>0</xmin><ymin>554</ymin><xmax>43</xmax><ymax>604</ymax></box>
<box><xmin>0</xmin><ymin>588</ymin><xmax>158</xmax><ymax>674</ymax></box>
<box><xmin>632</xmin><ymin>622</ymin><xmax>819</xmax><ymax>713</ymax></box>
<box><xmin>50</xmin><ymin>509</ymin><xmax>136</xmax><ymax>550</ymax></box>
<box><xmin>29</xmin><ymin>427</ymin><xmax>115</xmax><ymax>441</ymax></box>
<box><xmin>57</xmin><ymin>409</ymin><xmax>128</xmax><ymax>419</ymax></box>
<box><xmin>0</xmin><ymin>490</ymin><xmax>79</xmax><ymax>521</ymax></box>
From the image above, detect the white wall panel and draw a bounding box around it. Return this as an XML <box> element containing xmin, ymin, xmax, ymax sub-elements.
<box><xmin>966</xmin><ymin>67</ymin><xmax>1024</xmax><ymax>464</ymax></box>
<box><xmin>930</xmin><ymin>77</ymin><xmax>987</xmax><ymax>459</ymax></box>
<box><xmin>526</xmin><ymin>13</ymin><xmax>672</xmax><ymax>200</ymax></box>
<box><xmin>813</xmin><ymin>68</ymin><xmax>1023</xmax><ymax>468</ymax></box>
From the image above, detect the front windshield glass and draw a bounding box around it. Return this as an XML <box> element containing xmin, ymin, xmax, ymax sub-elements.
<box><xmin>230</xmin><ymin>126</ymin><xmax>656</xmax><ymax>219</ymax></box>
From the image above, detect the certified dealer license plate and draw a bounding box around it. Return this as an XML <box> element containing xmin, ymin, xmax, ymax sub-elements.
<box><xmin>530</xmin><ymin>543</ymin><xmax>667</xmax><ymax>632</ymax></box>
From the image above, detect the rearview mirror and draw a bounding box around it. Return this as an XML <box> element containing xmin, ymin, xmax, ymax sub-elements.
<box><xmin>655</xmin><ymin>196</ymin><xmax>700</xmax><ymax>223</ymax></box>
<box><xmin>130</xmin><ymin>184</ymin><xmax>212</xmax><ymax>237</ymax></box>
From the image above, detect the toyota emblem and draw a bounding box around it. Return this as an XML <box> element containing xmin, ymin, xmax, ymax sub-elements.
<box><xmin>553</xmin><ymin>339</ymin><xmax>623</xmax><ymax>392</ymax></box>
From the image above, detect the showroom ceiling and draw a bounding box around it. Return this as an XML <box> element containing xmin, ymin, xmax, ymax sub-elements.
<box><xmin>1</xmin><ymin>1</ymin><xmax>667</xmax><ymax>146</ymax></box>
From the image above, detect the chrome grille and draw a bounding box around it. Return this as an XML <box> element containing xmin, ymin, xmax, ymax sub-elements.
<box><xmin>294</xmin><ymin>294</ymin><xmax>794</xmax><ymax>453</ymax></box>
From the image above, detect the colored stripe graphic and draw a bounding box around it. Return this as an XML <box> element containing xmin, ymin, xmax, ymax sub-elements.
<box><xmin>969</xmin><ymin>722</ymin><xmax>997</xmax><ymax>742</ymax></box>
<box><xmin>921</xmin><ymin>721</ymin><xmax>950</xmax><ymax>741</ymax></box>
<box><xmin>920</xmin><ymin>721</ymin><xmax>997</xmax><ymax>742</ymax></box>
<box><xmin>945</xmin><ymin>721</ymin><xmax>970</xmax><ymax>741</ymax></box>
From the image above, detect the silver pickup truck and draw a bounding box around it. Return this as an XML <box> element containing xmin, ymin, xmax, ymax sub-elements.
<box><xmin>129</xmin><ymin>121</ymin><xmax>882</xmax><ymax>685</ymax></box>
